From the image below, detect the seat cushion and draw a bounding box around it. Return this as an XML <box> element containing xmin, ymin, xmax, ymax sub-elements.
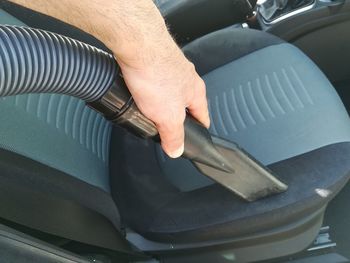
<box><xmin>159</xmin><ymin>29</ymin><xmax>350</xmax><ymax>191</ymax></box>
<box><xmin>111</xmin><ymin>28</ymin><xmax>350</xmax><ymax>243</ymax></box>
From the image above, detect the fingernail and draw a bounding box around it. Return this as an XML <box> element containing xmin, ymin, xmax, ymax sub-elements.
<box><xmin>169</xmin><ymin>144</ymin><xmax>184</xmax><ymax>158</ymax></box>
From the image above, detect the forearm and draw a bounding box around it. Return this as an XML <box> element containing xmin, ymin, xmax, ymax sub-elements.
<box><xmin>8</xmin><ymin>0</ymin><xmax>178</xmax><ymax>67</ymax></box>
<box><xmin>7</xmin><ymin>0</ymin><xmax>210</xmax><ymax>158</ymax></box>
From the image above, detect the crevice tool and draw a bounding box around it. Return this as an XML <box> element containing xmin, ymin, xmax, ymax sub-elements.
<box><xmin>183</xmin><ymin>116</ymin><xmax>288</xmax><ymax>201</ymax></box>
<box><xmin>89</xmin><ymin>69</ymin><xmax>288</xmax><ymax>202</ymax></box>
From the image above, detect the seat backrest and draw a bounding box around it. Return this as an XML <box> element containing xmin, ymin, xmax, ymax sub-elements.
<box><xmin>154</xmin><ymin>0</ymin><xmax>258</xmax><ymax>45</ymax></box>
<box><xmin>0</xmin><ymin>9</ymin><xmax>127</xmax><ymax>251</ymax></box>
<box><xmin>0</xmin><ymin>10</ymin><xmax>111</xmax><ymax>192</ymax></box>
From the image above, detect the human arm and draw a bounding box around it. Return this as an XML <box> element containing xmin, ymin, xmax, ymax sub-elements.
<box><xmin>8</xmin><ymin>0</ymin><xmax>210</xmax><ymax>157</ymax></box>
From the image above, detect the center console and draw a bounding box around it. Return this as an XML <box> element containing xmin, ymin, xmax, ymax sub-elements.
<box><xmin>259</xmin><ymin>0</ymin><xmax>316</xmax><ymax>24</ymax></box>
<box><xmin>256</xmin><ymin>0</ymin><xmax>348</xmax><ymax>38</ymax></box>
<box><xmin>254</xmin><ymin>0</ymin><xmax>350</xmax><ymax>88</ymax></box>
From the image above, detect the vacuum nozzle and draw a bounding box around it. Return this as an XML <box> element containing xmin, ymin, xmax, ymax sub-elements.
<box><xmin>89</xmin><ymin>72</ymin><xmax>288</xmax><ymax>202</ymax></box>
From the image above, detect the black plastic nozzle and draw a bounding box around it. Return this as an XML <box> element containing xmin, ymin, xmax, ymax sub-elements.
<box><xmin>183</xmin><ymin>116</ymin><xmax>235</xmax><ymax>173</ymax></box>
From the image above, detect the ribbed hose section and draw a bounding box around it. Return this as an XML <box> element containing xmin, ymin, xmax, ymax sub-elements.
<box><xmin>0</xmin><ymin>25</ymin><xmax>117</xmax><ymax>102</ymax></box>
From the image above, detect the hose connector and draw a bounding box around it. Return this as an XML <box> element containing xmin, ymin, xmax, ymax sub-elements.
<box><xmin>88</xmin><ymin>69</ymin><xmax>158</xmax><ymax>138</ymax></box>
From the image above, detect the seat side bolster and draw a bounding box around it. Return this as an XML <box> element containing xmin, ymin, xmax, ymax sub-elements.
<box><xmin>182</xmin><ymin>28</ymin><xmax>284</xmax><ymax>75</ymax></box>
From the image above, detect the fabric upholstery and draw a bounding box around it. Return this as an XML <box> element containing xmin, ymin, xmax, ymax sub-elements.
<box><xmin>158</xmin><ymin>31</ymin><xmax>350</xmax><ymax>190</ymax></box>
<box><xmin>112</xmin><ymin>130</ymin><xmax>350</xmax><ymax>242</ymax></box>
<box><xmin>110</xmin><ymin>28</ymin><xmax>350</xmax><ymax>242</ymax></box>
<box><xmin>0</xmin><ymin>11</ymin><xmax>112</xmax><ymax>192</ymax></box>
<box><xmin>0</xmin><ymin>9</ymin><xmax>24</xmax><ymax>25</ymax></box>
<box><xmin>1</xmin><ymin>7</ymin><xmax>350</xmax><ymax>247</ymax></box>
<box><xmin>0</xmin><ymin>146</ymin><xmax>121</xmax><ymax>234</ymax></box>
<box><xmin>183</xmin><ymin>28</ymin><xmax>284</xmax><ymax>75</ymax></box>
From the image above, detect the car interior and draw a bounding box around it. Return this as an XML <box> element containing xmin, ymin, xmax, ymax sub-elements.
<box><xmin>0</xmin><ymin>0</ymin><xmax>349</xmax><ymax>262</ymax></box>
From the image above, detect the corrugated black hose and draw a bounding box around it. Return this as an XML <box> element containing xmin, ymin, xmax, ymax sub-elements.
<box><xmin>0</xmin><ymin>25</ymin><xmax>116</xmax><ymax>101</ymax></box>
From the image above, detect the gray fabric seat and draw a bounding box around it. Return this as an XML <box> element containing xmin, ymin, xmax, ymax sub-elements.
<box><xmin>0</xmin><ymin>10</ymin><xmax>122</xmax><ymax>248</ymax></box>
<box><xmin>157</xmin><ymin>30</ymin><xmax>350</xmax><ymax>191</ymax></box>
<box><xmin>0</xmin><ymin>8</ymin><xmax>350</xmax><ymax>247</ymax></box>
<box><xmin>0</xmin><ymin>10</ymin><xmax>112</xmax><ymax>192</ymax></box>
<box><xmin>110</xmin><ymin>28</ymin><xmax>350</xmax><ymax>242</ymax></box>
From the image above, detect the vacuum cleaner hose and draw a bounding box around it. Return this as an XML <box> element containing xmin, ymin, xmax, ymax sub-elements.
<box><xmin>0</xmin><ymin>25</ymin><xmax>116</xmax><ymax>101</ymax></box>
<box><xmin>0</xmin><ymin>24</ymin><xmax>159</xmax><ymax>137</ymax></box>
<box><xmin>0</xmin><ymin>24</ymin><xmax>244</xmax><ymax>176</ymax></box>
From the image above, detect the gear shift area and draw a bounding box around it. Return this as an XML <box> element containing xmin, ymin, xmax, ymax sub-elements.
<box><xmin>258</xmin><ymin>0</ymin><xmax>315</xmax><ymax>22</ymax></box>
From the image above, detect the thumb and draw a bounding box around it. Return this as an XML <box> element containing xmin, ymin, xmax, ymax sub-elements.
<box><xmin>156</xmin><ymin>114</ymin><xmax>185</xmax><ymax>158</ymax></box>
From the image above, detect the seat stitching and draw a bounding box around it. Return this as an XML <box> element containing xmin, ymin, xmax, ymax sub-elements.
<box><xmin>215</xmin><ymin>95</ymin><xmax>228</xmax><ymax>135</ymax></box>
<box><xmin>230</xmin><ymin>88</ymin><xmax>247</xmax><ymax>129</ymax></box>
<box><xmin>222</xmin><ymin>90</ymin><xmax>238</xmax><ymax>132</ymax></box>
<box><xmin>55</xmin><ymin>95</ymin><xmax>66</xmax><ymax>129</ymax></box>
<box><xmin>273</xmin><ymin>72</ymin><xmax>295</xmax><ymax>112</ymax></box>
<box><xmin>46</xmin><ymin>93</ymin><xmax>55</xmax><ymax>124</ymax></box>
<box><xmin>290</xmin><ymin>66</ymin><xmax>314</xmax><ymax>105</ymax></box>
<box><xmin>85</xmin><ymin>109</ymin><xmax>95</xmax><ymax>151</ymax></box>
<box><xmin>256</xmin><ymin>77</ymin><xmax>276</xmax><ymax>118</ymax></box>
<box><xmin>282</xmin><ymin>68</ymin><xmax>304</xmax><ymax>109</ymax></box>
<box><xmin>102</xmin><ymin>121</ymin><xmax>111</xmax><ymax>162</ymax></box>
<box><xmin>79</xmin><ymin>106</ymin><xmax>89</xmax><ymax>145</ymax></box>
<box><xmin>96</xmin><ymin>114</ymin><xmax>106</xmax><ymax>160</ymax></box>
<box><xmin>36</xmin><ymin>93</ymin><xmax>43</xmax><ymax>119</ymax></box>
<box><xmin>208</xmin><ymin>99</ymin><xmax>219</xmax><ymax>135</ymax></box>
<box><xmin>25</xmin><ymin>93</ymin><xmax>32</xmax><ymax>112</ymax></box>
<box><xmin>91</xmin><ymin>113</ymin><xmax>102</xmax><ymax>155</ymax></box>
<box><xmin>239</xmin><ymin>84</ymin><xmax>256</xmax><ymax>125</ymax></box>
<box><xmin>264</xmin><ymin>74</ymin><xmax>285</xmax><ymax>115</ymax></box>
<box><xmin>64</xmin><ymin>96</ymin><xmax>74</xmax><ymax>135</ymax></box>
<box><xmin>72</xmin><ymin>99</ymin><xmax>84</xmax><ymax>140</ymax></box>
<box><xmin>248</xmin><ymin>80</ymin><xmax>266</xmax><ymax>122</ymax></box>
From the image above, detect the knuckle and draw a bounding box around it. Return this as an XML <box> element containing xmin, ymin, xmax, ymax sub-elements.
<box><xmin>195</xmin><ymin>78</ymin><xmax>206</xmax><ymax>95</ymax></box>
<box><xmin>187</xmin><ymin>61</ymin><xmax>196</xmax><ymax>71</ymax></box>
<box><xmin>199</xmin><ymin>84</ymin><xmax>207</xmax><ymax>97</ymax></box>
<box><xmin>198</xmin><ymin>77</ymin><xmax>206</xmax><ymax>87</ymax></box>
<box><xmin>157</xmin><ymin>110</ymin><xmax>185</xmax><ymax>126</ymax></box>
<box><xmin>157</xmin><ymin>116</ymin><xmax>185</xmax><ymax>135</ymax></box>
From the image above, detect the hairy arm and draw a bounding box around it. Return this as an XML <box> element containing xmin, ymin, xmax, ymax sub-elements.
<box><xmin>8</xmin><ymin>0</ymin><xmax>210</xmax><ymax>158</ymax></box>
<box><xmin>9</xmin><ymin>0</ymin><xmax>173</xmax><ymax>65</ymax></box>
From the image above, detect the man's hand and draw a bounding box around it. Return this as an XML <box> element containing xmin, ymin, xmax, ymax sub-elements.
<box><xmin>9</xmin><ymin>0</ymin><xmax>210</xmax><ymax>158</ymax></box>
<box><xmin>118</xmin><ymin>38</ymin><xmax>209</xmax><ymax>158</ymax></box>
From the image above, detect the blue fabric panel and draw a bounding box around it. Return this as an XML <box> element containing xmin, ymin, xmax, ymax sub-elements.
<box><xmin>0</xmin><ymin>11</ymin><xmax>111</xmax><ymax>192</ymax></box>
<box><xmin>0</xmin><ymin>9</ymin><xmax>25</xmax><ymax>26</ymax></box>
<box><xmin>0</xmin><ymin>94</ymin><xmax>112</xmax><ymax>192</ymax></box>
<box><xmin>158</xmin><ymin>43</ymin><xmax>350</xmax><ymax>191</ymax></box>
